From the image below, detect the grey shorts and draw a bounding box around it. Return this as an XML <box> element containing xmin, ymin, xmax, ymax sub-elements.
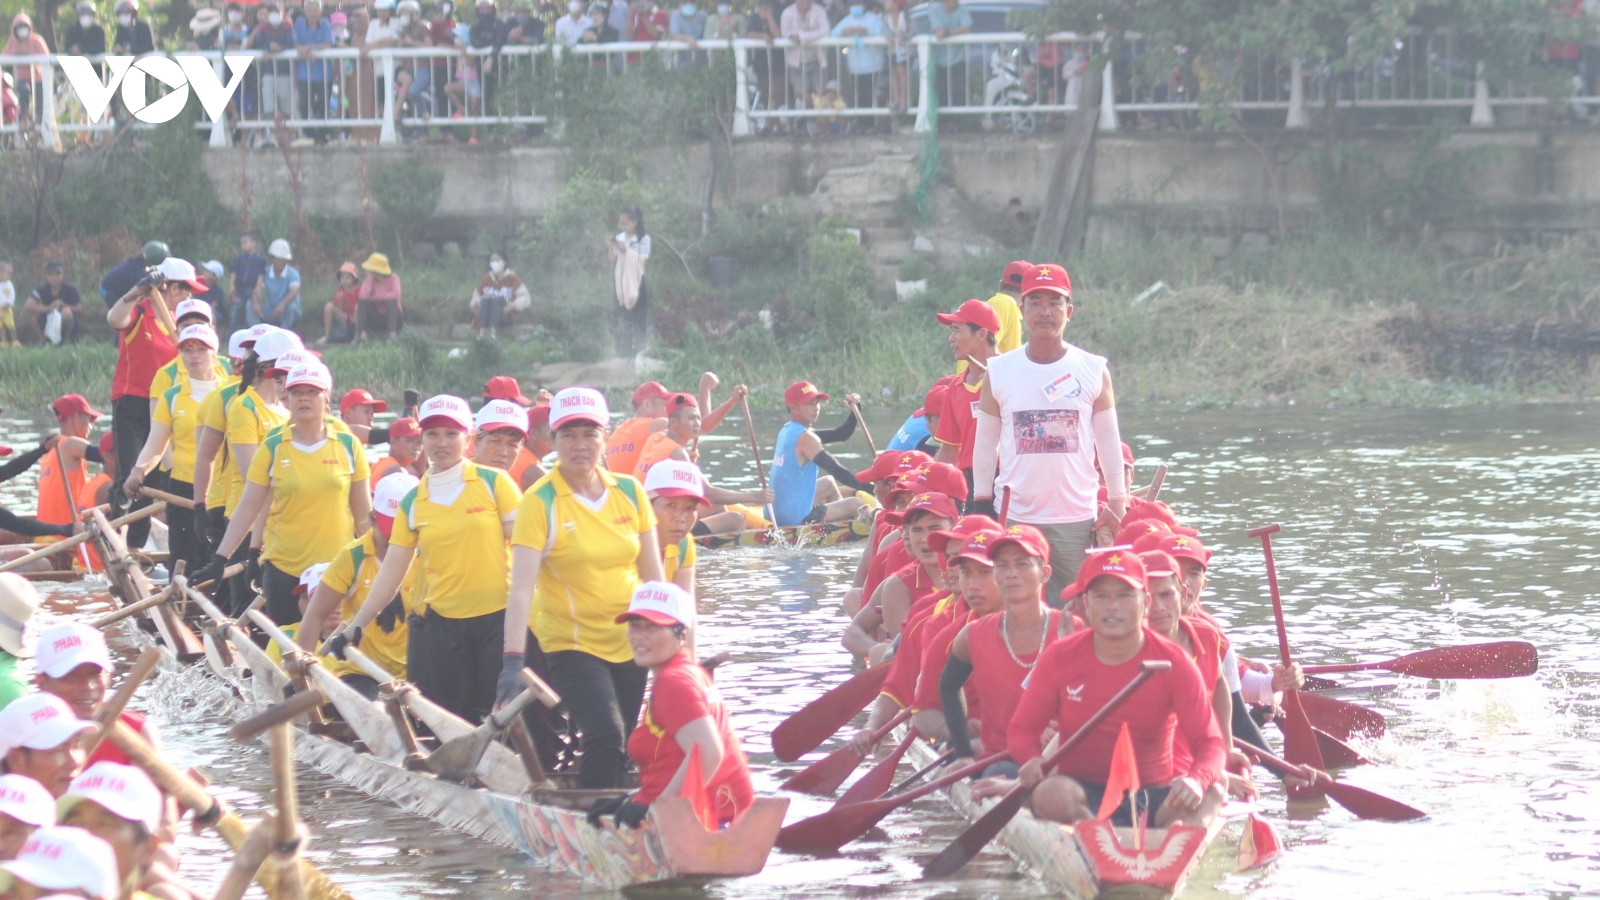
<box><xmin>1015</xmin><ymin>519</ymin><xmax>1093</xmax><ymax>608</ymax></box>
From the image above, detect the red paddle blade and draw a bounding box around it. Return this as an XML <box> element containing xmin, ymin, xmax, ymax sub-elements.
<box><xmin>1278</xmin><ymin>691</ymin><xmax>1327</xmax><ymax>790</ymax></box>
<box><xmin>1324</xmin><ymin>779</ymin><xmax>1427</xmax><ymax>821</ymax></box>
<box><xmin>834</xmin><ymin>731</ymin><xmax>915</xmax><ymax>808</ymax></box>
<box><xmin>1312</xmin><ymin>727</ymin><xmax>1369</xmax><ymax>769</ymax></box>
<box><xmin>1297</xmin><ymin>691</ymin><xmax>1386</xmax><ymax>740</ymax></box>
<box><xmin>775</xmin><ymin>796</ymin><xmax>897</xmax><ymax>853</ymax></box>
<box><xmin>1390</xmin><ymin>641</ymin><xmax>1538</xmax><ymax>679</ymax></box>
<box><xmin>780</xmin><ymin>743</ymin><xmax>868</xmax><ymax>795</ymax></box>
<box><xmin>772</xmin><ymin>663</ymin><xmax>892</xmax><ymax>762</ymax></box>
<box><xmin>921</xmin><ymin>784</ymin><xmax>1030</xmax><ymax>878</ymax></box>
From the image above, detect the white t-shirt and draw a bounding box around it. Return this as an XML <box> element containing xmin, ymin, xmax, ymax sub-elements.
<box><xmin>0</xmin><ymin>280</ymin><xmax>13</xmax><ymax>308</ymax></box>
<box><xmin>554</xmin><ymin>13</ymin><xmax>589</xmax><ymax>45</ymax></box>
<box><xmin>986</xmin><ymin>341</ymin><xmax>1107</xmax><ymax>524</ymax></box>
<box><xmin>365</xmin><ymin>16</ymin><xmax>404</xmax><ymax>44</ymax></box>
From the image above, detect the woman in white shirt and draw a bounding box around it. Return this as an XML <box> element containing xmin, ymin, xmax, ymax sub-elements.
<box><xmin>605</xmin><ymin>206</ymin><xmax>651</xmax><ymax>358</ymax></box>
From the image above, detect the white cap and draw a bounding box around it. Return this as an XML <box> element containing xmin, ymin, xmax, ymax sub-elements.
<box><xmin>155</xmin><ymin>258</ymin><xmax>207</xmax><ymax>291</ymax></box>
<box><xmin>284</xmin><ymin>362</ymin><xmax>332</xmax><ymax>393</ymax></box>
<box><xmin>267</xmin><ymin>238</ymin><xmax>292</xmax><ymax>260</ymax></box>
<box><xmin>549</xmin><ymin>388</ymin><xmax>609</xmax><ymax>431</ymax></box>
<box><xmin>173</xmin><ymin>298</ymin><xmax>213</xmax><ymax>323</ymax></box>
<box><xmin>614</xmin><ymin>581</ymin><xmax>695</xmax><ymax>628</ymax></box>
<box><xmin>251</xmin><ymin>327</ymin><xmax>301</xmax><ymax>365</ymax></box>
<box><xmin>201</xmin><ymin>259</ymin><xmax>225</xmax><ymax>280</ymax></box>
<box><xmin>272</xmin><ymin>349</ymin><xmax>313</xmax><ymax>373</ymax></box>
<box><xmin>643</xmin><ymin>459</ymin><xmax>709</xmax><ymax>507</ymax></box>
<box><xmin>0</xmin><ymin>694</ymin><xmax>95</xmax><ymax>758</ymax></box>
<box><xmin>0</xmin><ymin>775</ymin><xmax>56</xmax><ymax>827</ymax></box>
<box><xmin>0</xmin><ymin>573</ymin><xmax>40</xmax><ymax>658</ymax></box>
<box><xmin>0</xmin><ymin>826</ymin><xmax>119</xmax><ymax>900</ymax></box>
<box><xmin>373</xmin><ymin>472</ymin><xmax>420</xmax><ymax>519</ymax></box>
<box><xmin>474</xmin><ymin>399</ymin><xmax>529</xmax><ymax>437</ymax></box>
<box><xmin>417</xmin><ymin>395</ymin><xmax>472</xmax><ymax>433</ymax></box>
<box><xmin>57</xmin><ymin>763</ymin><xmax>162</xmax><ymax>834</ymax></box>
<box><xmin>297</xmin><ymin>563</ymin><xmax>331</xmax><ymax>596</ymax></box>
<box><xmin>177</xmin><ymin>323</ymin><xmax>218</xmax><ymax>350</ymax></box>
<box><xmin>226</xmin><ymin>328</ymin><xmax>256</xmax><ymax>360</ymax></box>
<box><xmin>34</xmin><ymin>622</ymin><xmax>112</xmax><ymax>679</ymax></box>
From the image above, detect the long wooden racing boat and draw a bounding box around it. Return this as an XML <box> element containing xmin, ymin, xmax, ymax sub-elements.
<box><xmin>900</xmin><ymin>730</ymin><xmax>1229</xmax><ymax>898</ymax></box>
<box><xmin>105</xmin><ymin>578</ymin><xmax>788</xmax><ymax>889</ymax></box>
<box><xmin>696</xmin><ymin>517</ymin><xmax>871</xmax><ymax>550</ymax></box>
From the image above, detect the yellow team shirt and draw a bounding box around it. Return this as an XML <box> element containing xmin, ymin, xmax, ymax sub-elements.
<box><xmin>955</xmin><ymin>292</ymin><xmax>1022</xmax><ymax>374</ymax></box>
<box><xmin>198</xmin><ymin>378</ymin><xmax>242</xmax><ymax>510</ymax></box>
<box><xmin>246</xmin><ymin>424</ymin><xmax>370</xmax><ymax>575</ymax></box>
<box><xmin>663</xmin><ymin>534</ymin><xmax>697</xmax><ymax>583</ymax></box>
<box><xmin>511</xmin><ymin>468</ymin><xmax>656</xmax><ymax>663</ymax></box>
<box><xmin>225</xmin><ymin>387</ymin><xmax>288</xmax><ymax>517</ymax></box>
<box><xmin>154</xmin><ymin>379</ymin><xmax>218</xmax><ymax>483</ymax></box>
<box><xmin>149</xmin><ymin>356</ymin><xmax>230</xmax><ymax>403</ymax></box>
<box><xmin>390</xmin><ymin>463</ymin><xmax>522</xmax><ymax>620</ymax></box>
<box><xmin>318</xmin><ymin>531</ymin><xmax>414</xmax><ymax>680</ymax></box>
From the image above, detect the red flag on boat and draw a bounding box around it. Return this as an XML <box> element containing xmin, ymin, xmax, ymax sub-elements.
<box><xmin>1237</xmin><ymin>812</ymin><xmax>1286</xmax><ymax>870</ymax></box>
<box><xmin>684</xmin><ymin>743</ymin><xmax>717</xmax><ymax>830</ymax></box>
<box><xmin>1096</xmin><ymin>722</ymin><xmax>1140</xmax><ymax>822</ymax></box>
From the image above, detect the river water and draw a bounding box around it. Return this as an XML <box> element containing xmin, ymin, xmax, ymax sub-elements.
<box><xmin>4</xmin><ymin>404</ymin><xmax>1597</xmax><ymax>900</ymax></box>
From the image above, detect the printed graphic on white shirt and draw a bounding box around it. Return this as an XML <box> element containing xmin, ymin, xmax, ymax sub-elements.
<box><xmin>1013</xmin><ymin>408</ymin><xmax>1078</xmax><ymax>455</ymax></box>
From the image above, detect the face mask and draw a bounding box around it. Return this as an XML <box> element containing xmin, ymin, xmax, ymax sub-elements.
<box><xmin>268</xmin><ymin>11</ymin><xmax>282</xmax><ymax>24</ymax></box>
<box><xmin>118</xmin><ymin>13</ymin><xmax>133</xmax><ymax>25</ymax></box>
<box><xmin>716</xmin><ymin>3</ymin><xmax>729</xmax><ymax>12</ymax></box>
<box><xmin>568</xmin><ymin>2</ymin><xmax>581</xmax><ymax>12</ymax></box>
<box><xmin>79</xmin><ymin>13</ymin><xmax>94</xmax><ymax>25</ymax></box>
<box><xmin>440</xmin><ymin>1</ymin><xmax>452</xmax><ymax>13</ymax></box>
<box><xmin>14</xmin><ymin>26</ymin><xmax>29</xmax><ymax>38</ymax></box>
<box><xmin>398</xmin><ymin>13</ymin><xmax>411</xmax><ymax>25</ymax></box>
<box><xmin>849</xmin><ymin>4</ymin><xmax>862</xmax><ymax>14</ymax></box>
<box><xmin>489</xmin><ymin>260</ymin><xmax>505</xmax><ymax>274</ymax></box>
<box><xmin>680</xmin><ymin>3</ymin><xmax>695</xmax><ymax>13</ymax></box>
<box><xmin>226</xmin><ymin>10</ymin><xmax>242</xmax><ymax>21</ymax></box>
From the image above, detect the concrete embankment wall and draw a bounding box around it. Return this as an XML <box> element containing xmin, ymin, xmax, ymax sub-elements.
<box><xmin>199</xmin><ymin>128</ymin><xmax>1600</xmax><ymax>253</ymax></box>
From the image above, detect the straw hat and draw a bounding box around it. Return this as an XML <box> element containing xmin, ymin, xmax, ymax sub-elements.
<box><xmin>0</xmin><ymin>573</ymin><xmax>41</xmax><ymax>658</ymax></box>
<box><xmin>361</xmin><ymin>252</ymin><xmax>392</xmax><ymax>276</ymax></box>
<box><xmin>189</xmin><ymin>7</ymin><xmax>222</xmax><ymax>33</ymax></box>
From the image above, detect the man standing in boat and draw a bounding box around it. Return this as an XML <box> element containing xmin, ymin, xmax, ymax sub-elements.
<box><xmin>969</xmin><ymin>264</ymin><xmax>1127</xmax><ymax>604</ymax></box>
<box><xmin>933</xmin><ymin>298</ymin><xmax>1001</xmax><ymax>496</ymax></box>
<box><xmin>1005</xmin><ymin>550</ymin><xmax>1226</xmax><ymax>830</ymax></box>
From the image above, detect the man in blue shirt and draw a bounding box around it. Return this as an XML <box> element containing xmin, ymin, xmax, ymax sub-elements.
<box><xmin>229</xmin><ymin>232</ymin><xmax>268</xmax><ymax>332</ymax></box>
<box><xmin>926</xmin><ymin>0</ymin><xmax>971</xmax><ymax>113</ymax></box>
<box><xmin>832</xmin><ymin>2</ymin><xmax>884</xmax><ymax>131</ymax></box>
<box><xmin>294</xmin><ymin>0</ymin><xmax>334</xmax><ymax>144</ymax></box>
<box><xmin>251</xmin><ymin>238</ymin><xmax>302</xmax><ymax>331</ymax></box>
<box><xmin>667</xmin><ymin>1</ymin><xmax>707</xmax><ymax>67</ymax></box>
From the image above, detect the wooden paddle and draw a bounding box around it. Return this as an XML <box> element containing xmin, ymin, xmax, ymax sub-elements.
<box><xmin>1247</xmin><ymin>524</ymin><xmax>1327</xmax><ymax>781</ymax></box>
<box><xmin>1236</xmin><ymin>739</ymin><xmax>1425</xmax><ymax>821</ymax></box>
<box><xmin>89</xmin><ymin>507</ymin><xmax>204</xmax><ymax>660</ymax></box>
<box><xmin>106</xmin><ymin>720</ymin><xmax>355</xmax><ymax>900</ymax></box>
<box><xmin>739</xmin><ymin>394</ymin><xmax>773</xmax><ymax>522</ymax></box>
<box><xmin>889</xmin><ymin>747</ymin><xmax>958</xmax><ymax>795</ymax></box>
<box><xmin>921</xmin><ymin>660</ymin><xmax>1171</xmax><ymax>879</ymax></box>
<box><xmin>229</xmin><ymin>690</ymin><xmax>329</xmax><ymax>742</ymax></box>
<box><xmin>1304</xmin><ymin>641</ymin><xmax>1539</xmax><ymax>680</ymax></box>
<box><xmin>1311</xmin><ymin>726</ymin><xmax>1369</xmax><ymax>769</ymax></box>
<box><xmin>781</xmin><ymin>708</ymin><xmax>911</xmax><ymax>795</ymax></box>
<box><xmin>210</xmin><ymin>816</ymin><xmax>275</xmax><ymax>900</ymax></box>
<box><xmin>776</xmin><ymin>750</ymin><xmax>1009</xmax><ymax>854</ymax></box>
<box><xmin>91</xmin><ymin>563</ymin><xmax>244</xmax><ymax>628</ymax></box>
<box><xmin>0</xmin><ymin>502</ymin><xmax>167</xmax><ymax>574</ymax></box>
<box><xmin>81</xmin><ymin>646</ymin><xmax>163</xmax><ymax>758</ymax></box>
<box><xmin>1298</xmin><ymin>690</ymin><xmax>1387</xmax><ymax>740</ymax></box>
<box><xmin>136</xmin><ymin>486</ymin><xmax>197</xmax><ymax>510</ymax></box>
<box><xmin>833</xmin><ymin>727</ymin><xmax>918</xmax><ymax>808</ymax></box>
<box><xmin>998</xmin><ymin>484</ymin><xmax>1011</xmax><ymax>527</ymax></box>
<box><xmin>426</xmin><ymin>669</ymin><xmax>560</xmax><ymax>783</ymax></box>
<box><xmin>1146</xmin><ymin>464</ymin><xmax>1167</xmax><ymax>502</ymax></box>
<box><xmin>267</xmin><ymin>723</ymin><xmax>308</xmax><ymax>900</ymax></box>
<box><xmin>844</xmin><ymin>396</ymin><xmax>877</xmax><ymax>455</ymax></box>
<box><xmin>771</xmin><ymin>661</ymin><xmax>893</xmax><ymax>762</ymax></box>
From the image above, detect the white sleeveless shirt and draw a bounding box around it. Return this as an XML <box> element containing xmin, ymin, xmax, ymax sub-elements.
<box><xmin>986</xmin><ymin>341</ymin><xmax>1107</xmax><ymax>524</ymax></box>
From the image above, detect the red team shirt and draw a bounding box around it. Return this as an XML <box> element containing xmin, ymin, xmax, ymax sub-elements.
<box><xmin>1007</xmin><ymin>628</ymin><xmax>1225</xmax><ymax>789</ymax></box>
<box><xmin>911</xmin><ymin>611</ymin><xmax>978</xmax><ymax>713</ymax></box>
<box><xmin>881</xmin><ymin>581</ymin><xmax>954</xmax><ymax>707</ymax></box>
<box><xmin>112</xmin><ymin>298</ymin><xmax>177</xmax><ymax>400</ymax></box>
<box><xmin>1171</xmin><ymin>616</ymin><xmax>1225</xmax><ymax>774</ymax></box>
<box><xmin>964</xmin><ymin>610</ymin><xmax>1069</xmax><ymax>756</ymax></box>
<box><xmin>627</xmin><ymin>653</ymin><xmax>754</xmax><ymax>822</ymax></box>
<box><xmin>934</xmin><ymin>378</ymin><xmax>983</xmax><ymax>469</ymax></box>
<box><xmin>863</xmin><ymin>535</ymin><xmax>912</xmax><ymax>606</ymax></box>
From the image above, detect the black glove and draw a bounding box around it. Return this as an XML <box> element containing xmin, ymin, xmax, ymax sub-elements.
<box><xmin>495</xmin><ymin>652</ymin><xmax>525</xmax><ymax>709</ymax></box>
<box><xmin>191</xmin><ymin>552</ymin><xmax>228</xmax><ymax>595</ymax></box>
<box><xmin>614</xmin><ymin>799</ymin><xmax>650</xmax><ymax>829</ymax></box>
<box><xmin>966</xmin><ymin>497</ymin><xmax>996</xmax><ymax>519</ymax></box>
<box><xmin>374</xmin><ymin>595</ymin><xmax>405</xmax><ymax>633</ymax></box>
<box><xmin>402</xmin><ymin>389</ymin><xmax>420</xmax><ymax>417</ymax></box>
<box><xmin>586</xmin><ymin>794</ymin><xmax>628</xmax><ymax>828</ymax></box>
<box><xmin>326</xmin><ymin>624</ymin><xmax>363</xmax><ymax>660</ymax></box>
<box><xmin>192</xmin><ymin>506</ymin><xmax>212</xmax><ymax>555</ymax></box>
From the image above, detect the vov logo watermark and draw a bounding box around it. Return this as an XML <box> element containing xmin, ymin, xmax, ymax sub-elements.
<box><xmin>58</xmin><ymin>55</ymin><xmax>252</xmax><ymax>124</ymax></box>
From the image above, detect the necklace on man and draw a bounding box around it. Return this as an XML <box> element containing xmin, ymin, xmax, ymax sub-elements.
<box><xmin>1001</xmin><ymin>609</ymin><xmax>1049</xmax><ymax>669</ymax></box>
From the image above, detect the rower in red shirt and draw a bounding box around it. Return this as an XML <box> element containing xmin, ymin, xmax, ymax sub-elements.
<box><xmin>841</xmin><ymin>449</ymin><xmax>931</xmax><ymax>616</ymax></box>
<box><xmin>933</xmin><ymin>298</ymin><xmax>1001</xmax><ymax>495</ymax></box>
<box><xmin>905</xmin><ymin>525</ymin><xmax>1007</xmax><ymax>743</ymax></box>
<box><xmin>842</xmin><ymin>491</ymin><xmax>958</xmax><ymax>666</ymax></box>
<box><xmin>939</xmin><ymin>524</ymin><xmax>1077</xmax><ymax>776</ymax></box>
<box><xmin>856</xmin><ymin>462</ymin><xmax>953</xmax><ymax>618</ymax></box>
<box><xmin>1007</xmin><ymin>549</ymin><xmax>1226</xmax><ymax>829</ymax></box>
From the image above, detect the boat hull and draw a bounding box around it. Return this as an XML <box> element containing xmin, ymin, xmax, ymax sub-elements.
<box><xmin>696</xmin><ymin>518</ymin><xmax>870</xmax><ymax>550</ymax></box>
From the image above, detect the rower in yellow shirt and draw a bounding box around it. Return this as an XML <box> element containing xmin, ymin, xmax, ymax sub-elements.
<box><xmin>190</xmin><ymin>325</ymin><xmax>262</xmax><ymax>565</ymax></box>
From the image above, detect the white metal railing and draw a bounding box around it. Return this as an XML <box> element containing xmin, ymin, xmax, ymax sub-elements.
<box><xmin>0</xmin><ymin>33</ymin><xmax>1591</xmax><ymax>147</ymax></box>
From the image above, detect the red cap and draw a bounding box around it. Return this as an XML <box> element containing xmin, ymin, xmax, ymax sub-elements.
<box><xmin>98</xmin><ymin>432</ymin><xmax>114</xmax><ymax>459</ymax></box>
<box><xmin>784</xmin><ymin>381</ymin><xmax>829</xmax><ymax>405</ymax></box>
<box><xmin>925</xmin><ymin>514</ymin><xmax>1001</xmax><ymax>554</ymax></box>
<box><xmin>666</xmin><ymin>392</ymin><xmax>699</xmax><ymax>413</ymax></box>
<box><xmin>915</xmin><ymin>381</ymin><xmax>949</xmax><ymax>419</ymax></box>
<box><xmin>483</xmin><ymin>376</ymin><xmax>533</xmax><ymax>406</ymax></box>
<box><xmin>856</xmin><ymin>448</ymin><xmax>933</xmax><ymax>483</ymax></box>
<box><xmin>339</xmin><ymin>388</ymin><xmax>389</xmax><ymax>416</ymax></box>
<box><xmin>986</xmin><ymin>523</ymin><xmax>1051</xmax><ymax>562</ymax></box>
<box><xmin>1159</xmin><ymin>533</ymin><xmax>1211</xmax><ymax>569</ymax></box>
<box><xmin>631</xmin><ymin>381</ymin><xmax>670</xmax><ymax>406</ymax></box>
<box><xmin>0</xmin><ymin>445</ymin><xmax>10</xmax><ymax>457</ymax></box>
<box><xmin>1123</xmin><ymin>499</ymin><xmax>1195</xmax><ymax>535</ymax></box>
<box><xmin>1137</xmin><ymin>550</ymin><xmax>1180</xmax><ymax>579</ymax></box>
<box><xmin>1021</xmin><ymin>263</ymin><xmax>1072</xmax><ymax>299</ymax></box>
<box><xmin>1001</xmin><ymin>259</ymin><xmax>1033</xmax><ymax>289</ymax></box>
<box><xmin>944</xmin><ymin>528</ymin><xmax>1005</xmax><ymax>566</ymax></box>
<box><xmin>883</xmin><ymin>491</ymin><xmax>960</xmax><ymax>527</ymax></box>
<box><xmin>1121</xmin><ymin>441</ymin><xmax>1134</xmax><ymax>466</ymax></box>
<box><xmin>528</xmin><ymin>405</ymin><xmax>552</xmax><ymax>429</ymax></box>
<box><xmin>1114</xmin><ymin>519</ymin><xmax>1171</xmax><ymax>547</ymax></box>
<box><xmin>936</xmin><ymin>298</ymin><xmax>1002</xmax><ymax>335</ymax></box>
<box><xmin>888</xmin><ymin>461</ymin><xmax>968</xmax><ymax>502</ymax></box>
<box><xmin>1130</xmin><ymin>530</ymin><xmax>1171</xmax><ymax>554</ymax></box>
<box><xmin>1070</xmin><ymin>548</ymin><xmax>1148</xmax><ymax>596</ymax></box>
<box><xmin>388</xmin><ymin>417</ymin><xmax>421</xmax><ymax>439</ymax></box>
<box><xmin>52</xmin><ymin>394</ymin><xmax>104</xmax><ymax>420</ymax></box>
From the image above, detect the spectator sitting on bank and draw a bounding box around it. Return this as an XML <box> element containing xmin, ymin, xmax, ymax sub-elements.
<box><xmin>704</xmin><ymin>0</ymin><xmax>743</xmax><ymax>39</ymax></box>
<box><xmin>23</xmin><ymin>263</ymin><xmax>83</xmax><ymax>345</ymax></box>
<box><xmin>579</xmin><ymin>4</ymin><xmax>618</xmax><ymax>42</ymax></box>
<box><xmin>197</xmin><ymin>260</ymin><xmax>227</xmax><ymax>317</ymax></box>
<box><xmin>62</xmin><ymin>1</ymin><xmax>106</xmax><ymax>55</ymax></box>
<box><xmin>319</xmin><ymin>261</ymin><xmax>361</xmax><ymax>345</ymax></box>
<box><xmin>112</xmin><ymin>0</ymin><xmax>155</xmax><ymax>55</ymax></box>
<box><xmin>3</xmin><ymin>14</ymin><xmax>50</xmax><ymax>126</ymax></box>
<box><xmin>188</xmin><ymin>7</ymin><xmax>223</xmax><ymax>49</ymax></box>
<box><xmin>356</xmin><ymin>252</ymin><xmax>402</xmax><ymax>341</ymax></box>
<box><xmin>810</xmin><ymin>80</ymin><xmax>847</xmax><ymax>136</ymax></box>
<box><xmin>470</xmin><ymin>250</ymin><xmax>531</xmax><ymax>339</ymax></box>
<box><xmin>251</xmin><ymin>238</ymin><xmax>302</xmax><ymax>330</ymax></box>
